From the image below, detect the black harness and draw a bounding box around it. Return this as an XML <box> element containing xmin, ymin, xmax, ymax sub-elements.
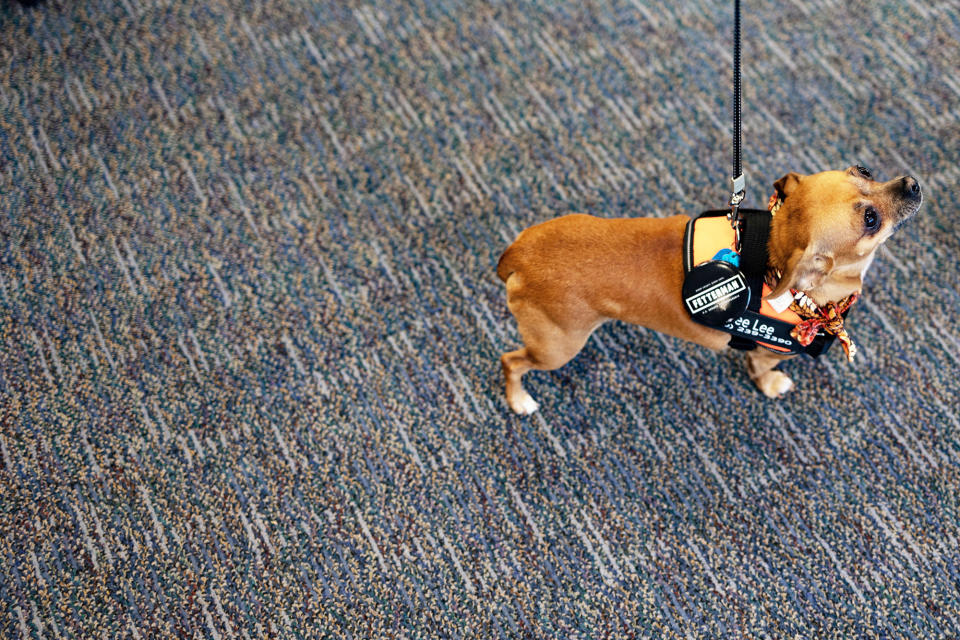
<box><xmin>681</xmin><ymin>208</ymin><xmax>839</xmax><ymax>357</ymax></box>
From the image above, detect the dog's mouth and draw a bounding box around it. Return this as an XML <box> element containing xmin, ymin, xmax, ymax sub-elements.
<box><xmin>888</xmin><ymin>175</ymin><xmax>923</xmax><ymax>233</ymax></box>
<box><xmin>893</xmin><ymin>193</ymin><xmax>923</xmax><ymax>233</ymax></box>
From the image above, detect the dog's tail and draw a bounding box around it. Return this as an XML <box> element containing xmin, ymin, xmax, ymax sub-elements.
<box><xmin>496</xmin><ymin>246</ymin><xmax>517</xmax><ymax>282</ymax></box>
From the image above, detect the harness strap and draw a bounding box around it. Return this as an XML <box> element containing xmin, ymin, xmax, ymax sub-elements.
<box><xmin>727</xmin><ymin>210</ymin><xmax>771</xmax><ymax>351</ymax></box>
<box><xmin>737</xmin><ymin>210</ymin><xmax>772</xmax><ymax>308</ymax></box>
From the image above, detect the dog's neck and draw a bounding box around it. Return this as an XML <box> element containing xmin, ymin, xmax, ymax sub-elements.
<box><xmin>809</xmin><ymin>255</ymin><xmax>872</xmax><ymax>306</ymax></box>
<box><xmin>766</xmin><ymin>196</ymin><xmax>868</xmax><ymax>307</ymax></box>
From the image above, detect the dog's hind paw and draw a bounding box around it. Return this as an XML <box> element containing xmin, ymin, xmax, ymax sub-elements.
<box><xmin>759</xmin><ymin>371</ymin><xmax>794</xmax><ymax>398</ymax></box>
<box><xmin>509</xmin><ymin>392</ymin><xmax>540</xmax><ymax>415</ymax></box>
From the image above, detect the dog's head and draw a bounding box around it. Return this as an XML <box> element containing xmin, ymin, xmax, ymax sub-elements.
<box><xmin>766</xmin><ymin>166</ymin><xmax>922</xmax><ymax>302</ymax></box>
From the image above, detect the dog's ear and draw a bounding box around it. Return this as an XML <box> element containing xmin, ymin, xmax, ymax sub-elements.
<box><xmin>766</xmin><ymin>247</ymin><xmax>834</xmax><ymax>299</ymax></box>
<box><xmin>773</xmin><ymin>172</ymin><xmax>803</xmax><ymax>199</ymax></box>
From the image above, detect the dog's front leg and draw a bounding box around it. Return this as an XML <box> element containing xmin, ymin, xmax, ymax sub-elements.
<box><xmin>745</xmin><ymin>349</ymin><xmax>796</xmax><ymax>398</ymax></box>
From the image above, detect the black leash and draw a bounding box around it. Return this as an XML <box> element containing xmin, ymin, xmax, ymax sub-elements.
<box><xmin>728</xmin><ymin>0</ymin><xmax>745</xmax><ymax>246</ymax></box>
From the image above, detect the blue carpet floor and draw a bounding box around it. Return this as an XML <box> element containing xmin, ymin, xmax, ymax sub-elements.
<box><xmin>2</xmin><ymin>0</ymin><xmax>960</xmax><ymax>637</ymax></box>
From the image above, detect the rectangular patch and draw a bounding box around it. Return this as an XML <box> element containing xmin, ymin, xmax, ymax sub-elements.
<box><xmin>684</xmin><ymin>274</ymin><xmax>748</xmax><ymax>314</ymax></box>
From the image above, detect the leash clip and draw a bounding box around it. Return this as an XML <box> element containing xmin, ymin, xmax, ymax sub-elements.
<box><xmin>729</xmin><ymin>173</ymin><xmax>745</xmax><ymax>209</ymax></box>
<box><xmin>728</xmin><ymin>173</ymin><xmax>745</xmax><ymax>250</ymax></box>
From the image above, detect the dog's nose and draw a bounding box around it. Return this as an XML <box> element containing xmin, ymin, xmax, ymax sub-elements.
<box><xmin>901</xmin><ymin>176</ymin><xmax>921</xmax><ymax>200</ymax></box>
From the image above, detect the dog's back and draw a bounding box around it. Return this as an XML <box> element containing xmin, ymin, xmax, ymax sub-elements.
<box><xmin>497</xmin><ymin>214</ymin><xmax>616</xmax><ymax>285</ymax></box>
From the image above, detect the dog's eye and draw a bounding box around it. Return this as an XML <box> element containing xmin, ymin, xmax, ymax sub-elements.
<box><xmin>856</xmin><ymin>165</ymin><xmax>873</xmax><ymax>179</ymax></box>
<box><xmin>864</xmin><ymin>207</ymin><xmax>880</xmax><ymax>231</ymax></box>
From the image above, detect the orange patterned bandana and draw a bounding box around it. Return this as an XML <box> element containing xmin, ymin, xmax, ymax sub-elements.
<box><xmin>789</xmin><ymin>291</ymin><xmax>860</xmax><ymax>362</ymax></box>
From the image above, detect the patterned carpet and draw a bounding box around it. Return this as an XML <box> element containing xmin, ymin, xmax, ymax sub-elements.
<box><xmin>2</xmin><ymin>0</ymin><xmax>960</xmax><ymax>637</ymax></box>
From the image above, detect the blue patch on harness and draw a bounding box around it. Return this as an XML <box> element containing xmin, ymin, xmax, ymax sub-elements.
<box><xmin>712</xmin><ymin>248</ymin><xmax>740</xmax><ymax>267</ymax></box>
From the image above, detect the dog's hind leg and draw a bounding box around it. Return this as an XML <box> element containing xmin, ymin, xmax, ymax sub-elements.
<box><xmin>501</xmin><ymin>347</ymin><xmax>541</xmax><ymax>415</ymax></box>
<box><xmin>501</xmin><ymin>307</ymin><xmax>596</xmax><ymax>415</ymax></box>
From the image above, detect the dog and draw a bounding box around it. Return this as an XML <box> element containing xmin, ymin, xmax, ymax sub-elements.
<box><xmin>496</xmin><ymin>167</ymin><xmax>922</xmax><ymax>414</ymax></box>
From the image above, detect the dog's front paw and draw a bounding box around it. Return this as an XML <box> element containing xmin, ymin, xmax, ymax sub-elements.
<box><xmin>508</xmin><ymin>392</ymin><xmax>540</xmax><ymax>415</ymax></box>
<box><xmin>757</xmin><ymin>371</ymin><xmax>794</xmax><ymax>398</ymax></box>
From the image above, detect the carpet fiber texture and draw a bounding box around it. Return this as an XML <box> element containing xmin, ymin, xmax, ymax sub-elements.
<box><xmin>2</xmin><ymin>0</ymin><xmax>960</xmax><ymax>637</ymax></box>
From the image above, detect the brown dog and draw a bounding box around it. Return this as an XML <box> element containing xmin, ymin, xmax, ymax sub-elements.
<box><xmin>497</xmin><ymin>167</ymin><xmax>922</xmax><ymax>414</ymax></box>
